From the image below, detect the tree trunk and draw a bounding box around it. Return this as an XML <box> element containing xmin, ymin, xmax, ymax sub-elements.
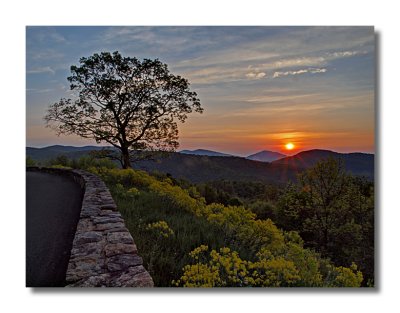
<box><xmin>121</xmin><ymin>146</ymin><xmax>132</xmax><ymax>169</ymax></box>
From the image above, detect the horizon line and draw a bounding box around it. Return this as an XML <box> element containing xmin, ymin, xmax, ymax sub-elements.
<box><xmin>26</xmin><ymin>144</ymin><xmax>375</xmax><ymax>157</ymax></box>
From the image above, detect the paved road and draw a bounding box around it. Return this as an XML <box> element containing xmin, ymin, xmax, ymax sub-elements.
<box><xmin>26</xmin><ymin>171</ymin><xmax>83</xmax><ymax>287</ymax></box>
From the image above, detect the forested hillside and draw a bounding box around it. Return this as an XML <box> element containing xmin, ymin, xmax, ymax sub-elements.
<box><xmin>26</xmin><ymin>146</ymin><xmax>374</xmax><ymax>184</ymax></box>
<box><xmin>134</xmin><ymin>150</ymin><xmax>374</xmax><ymax>183</ymax></box>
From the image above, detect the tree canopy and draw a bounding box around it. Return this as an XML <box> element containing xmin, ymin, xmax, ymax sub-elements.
<box><xmin>276</xmin><ymin>158</ymin><xmax>374</xmax><ymax>284</ymax></box>
<box><xmin>45</xmin><ymin>51</ymin><xmax>203</xmax><ymax>168</ymax></box>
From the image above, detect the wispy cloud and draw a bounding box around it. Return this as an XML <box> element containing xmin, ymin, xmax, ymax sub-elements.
<box><xmin>267</xmin><ymin>56</ymin><xmax>326</xmax><ymax>69</ymax></box>
<box><xmin>245</xmin><ymin>71</ymin><xmax>266</xmax><ymax>79</ymax></box>
<box><xmin>27</xmin><ymin>66</ymin><xmax>55</xmax><ymax>75</ymax></box>
<box><xmin>259</xmin><ymin>50</ymin><xmax>365</xmax><ymax>71</ymax></box>
<box><xmin>90</xmin><ymin>27</ymin><xmax>374</xmax><ymax>86</ymax></box>
<box><xmin>178</xmin><ymin>47</ymin><xmax>367</xmax><ymax>84</ymax></box>
<box><xmin>229</xmin><ymin>91</ymin><xmax>373</xmax><ymax>117</ymax></box>
<box><xmin>273</xmin><ymin>67</ymin><xmax>327</xmax><ymax>78</ymax></box>
<box><xmin>179</xmin><ymin>48</ymin><xmax>356</xmax><ymax>84</ymax></box>
<box><xmin>273</xmin><ymin>69</ymin><xmax>308</xmax><ymax>78</ymax></box>
<box><xmin>29</xmin><ymin>50</ymin><xmax>65</xmax><ymax>61</ymax></box>
<box><xmin>310</xmin><ymin>68</ymin><xmax>327</xmax><ymax>73</ymax></box>
<box><xmin>27</xmin><ymin>27</ymin><xmax>67</xmax><ymax>44</ymax></box>
<box><xmin>47</xmin><ymin>31</ymin><xmax>67</xmax><ymax>43</ymax></box>
<box><xmin>245</xmin><ymin>92</ymin><xmax>320</xmax><ymax>103</ymax></box>
<box><xmin>229</xmin><ymin>103</ymin><xmax>329</xmax><ymax>116</ymax></box>
<box><xmin>327</xmin><ymin>50</ymin><xmax>367</xmax><ymax>58</ymax></box>
<box><xmin>26</xmin><ymin>88</ymin><xmax>53</xmax><ymax>93</ymax></box>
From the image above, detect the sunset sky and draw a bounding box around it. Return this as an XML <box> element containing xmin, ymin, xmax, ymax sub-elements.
<box><xmin>26</xmin><ymin>26</ymin><xmax>375</xmax><ymax>156</ymax></box>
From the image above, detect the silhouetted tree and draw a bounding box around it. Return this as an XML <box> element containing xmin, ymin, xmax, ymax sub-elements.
<box><xmin>44</xmin><ymin>51</ymin><xmax>203</xmax><ymax>168</ymax></box>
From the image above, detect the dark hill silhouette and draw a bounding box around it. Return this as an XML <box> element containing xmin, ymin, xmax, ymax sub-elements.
<box><xmin>26</xmin><ymin>146</ymin><xmax>374</xmax><ymax>183</ymax></box>
<box><xmin>246</xmin><ymin>150</ymin><xmax>286</xmax><ymax>162</ymax></box>
<box><xmin>42</xmin><ymin>145</ymin><xmax>103</xmax><ymax>152</ymax></box>
<box><xmin>272</xmin><ymin>149</ymin><xmax>374</xmax><ymax>178</ymax></box>
<box><xmin>135</xmin><ymin>153</ymin><xmax>298</xmax><ymax>183</ymax></box>
<box><xmin>179</xmin><ymin>149</ymin><xmax>232</xmax><ymax>157</ymax></box>
<box><xmin>26</xmin><ymin>145</ymin><xmax>110</xmax><ymax>161</ymax></box>
<box><xmin>134</xmin><ymin>150</ymin><xmax>374</xmax><ymax>183</ymax></box>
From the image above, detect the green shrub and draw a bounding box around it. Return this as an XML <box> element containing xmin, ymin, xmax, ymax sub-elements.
<box><xmin>26</xmin><ymin>156</ymin><xmax>36</xmax><ymax>167</ymax></box>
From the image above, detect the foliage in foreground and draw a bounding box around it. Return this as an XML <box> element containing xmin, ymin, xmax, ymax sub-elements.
<box><xmin>89</xmin><ymin>165</ymin><xmax>364</xmax><ymax>287</ymax></box>
<box><xmin>173</xmin><ymin>245</ymin><xmax>362</xmax><ymax>287</ymax></box>
<box><xmin>26</xmin><ymin>156</ymin><xmax>36</xmax><ymax>167</ymax></box>
<box><xmin>276</xmin><ymin>158</ymin><xmax>374</xmax><ymax>284</ymax></box>
<box><xmin>44</xmin><ymin>154</ymin><xmax>117</xmax><ymax>170</ymax></box>
<box><xmin>193</xmin><ymin>159</ymin><xmax>374</xmax><ymax>285</ymax></box>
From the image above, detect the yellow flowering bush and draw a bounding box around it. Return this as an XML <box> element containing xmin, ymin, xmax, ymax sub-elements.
<box><xmin>176</xmin><ymin>244</ymin><xmax>363</xmax><ymax>287</ymax></box>
<box><xmin>175</xmin><ymin>246</ymin><xmax>247</xmax><ymax>287</ymax></box>
<box><xmin>247</xmin><ymin>256</ymin><xmax>300</xmax><ymax>287</ymax></box>
<box><xmin>146</xmin><ymin>221</ymin><xmax>175</xmax><ymax>238</ymax></box>
<box><xmin>328</xmin><ymin>263</ymin><xmax>363</xmax><ymax>287</ymax></box>
<box><xmin>189</xmin><ymin>244</ymin><xmax>209</xmax><ymax>260</ymax></box>
<box><xmin>177</xmin><ymin>263</ymin><xmax>221</xmax><ymax>287</ymax></box>
<box><xmin>209</xmin><ymin>247</ymin><xmax>249</xmax><ymax>286</ymax></box>
<box><xmin>282</xmin><ymin>242</ymin><xmax>323</xmax><ymax>286</ymax></box>
<box><xmin>88</xmin><ymin>167</ymin><xmax>155</xmax><ymax>189</ymax></box>
<box><xmin>176</xmin><ymin>245</ymin><xmax>301</xmax><ymax>287</ymax></box>
<box><xmin>127</xmin><ymin>187</ymin><xmax>140</xmax><ymax>197</ymax></box>
<box><xmin>49</xmin><ymin>164</ymin><xmax>72</xmax><ymax>169</ymax></box>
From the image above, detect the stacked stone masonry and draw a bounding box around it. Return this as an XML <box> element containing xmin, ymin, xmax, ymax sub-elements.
<box><xmin>27</xmin><ymin>167</ymin><xmax>154</xmax><ymax>287</ymax></box>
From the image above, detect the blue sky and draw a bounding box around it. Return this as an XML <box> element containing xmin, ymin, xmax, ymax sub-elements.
<box><xmin>26</xmin><ymin>26</ymin><xmax>374</xmax><ymax>155</ymax></box>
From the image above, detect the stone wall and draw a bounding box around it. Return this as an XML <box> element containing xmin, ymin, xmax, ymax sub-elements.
<box><xmin>27</xmin><ymin>167</ymin><xmax>154</xmax><ymax>287</ymax></box>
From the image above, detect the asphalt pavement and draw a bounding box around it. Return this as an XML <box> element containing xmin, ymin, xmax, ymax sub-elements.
<box><xmin>26</xmin><ymin>171</ymin><xmax>83</xmax><ymax>287</ymax></box>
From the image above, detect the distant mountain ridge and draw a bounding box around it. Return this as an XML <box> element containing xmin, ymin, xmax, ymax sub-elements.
<box><xmin>272</xmin><ymin>149</ymin><xmax>374</xmax><ymax>179</ymax></box>
<box><xmin>134</xmin><ymin>149</ymin><xmax>373</xmax><ymax>183</ymax></box>
<box><xmin>26</xmin><ymin>145</ymin><xmax>374</xmax><ymax>183</ymax></box>
<box><xmin>246</xmin><ymin>150</ymin><xmax>287</xmax><ymax>162</ymax></box>
<box><xmin>179</xmin><ymin>149</ymin><xmax>232</xmax><ymax>157</ymax></box>
<box><xmin>26</xmin><ymin>145</ymin><xmax>111</xmax><ymax>161</ymax></box>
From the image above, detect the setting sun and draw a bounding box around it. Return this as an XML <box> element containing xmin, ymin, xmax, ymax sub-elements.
<box><xmin>285</xmin><ymin>142</ymin><xmax>295</xmax><ymax>150</ymax></box>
